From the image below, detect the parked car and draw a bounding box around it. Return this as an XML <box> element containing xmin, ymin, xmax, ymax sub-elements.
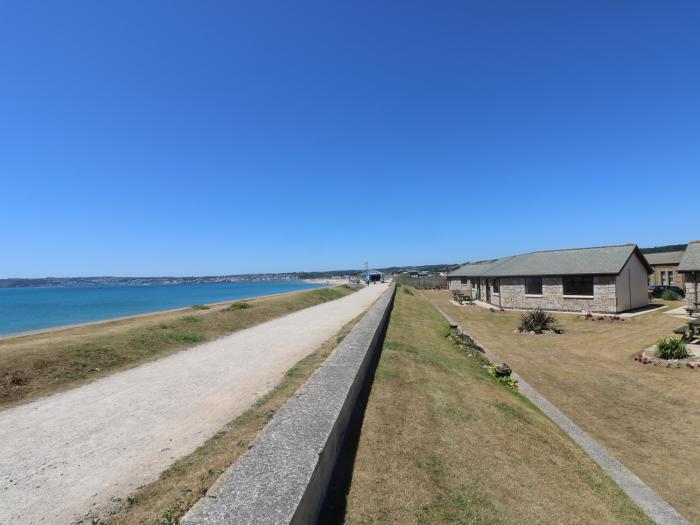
<box><xmin>648</xmin><ymin>285</ymin><xmax>686</xmax><ymax>299</ymax></box>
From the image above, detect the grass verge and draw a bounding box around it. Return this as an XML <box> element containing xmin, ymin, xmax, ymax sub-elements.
<box><xmin>0</xmin><ymin>285</ymin><xmax>358</xmax><ymax>410</ymax></box>
<box><xmin>340</xmin><ymin>287</ymin><xmax>651</xmax><ymax>524</ymax></box>
<box><xmin>94</xmin><ymin>312</ymin><xmax>363</xmax><ymax>525</ymax></box>
<box><xmin>425</xmin><ymin>290</ymin><xmax>698</xmax><ymax>523</ymax></box>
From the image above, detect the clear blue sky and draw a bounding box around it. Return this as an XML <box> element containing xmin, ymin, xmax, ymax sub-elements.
<box><xmin>1</xmin><ymin>1</ymin><xmax>698</xmax><ymax>277</ymax></box>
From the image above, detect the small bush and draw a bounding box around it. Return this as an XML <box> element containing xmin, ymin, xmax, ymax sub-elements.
<box><xmin>181</xmin><ymin>315</ymin><xmax>201</xmax><ymax>323</ymax></box>
<box><xmin>402</xmin><ymin>286</ymin><xmax>414</xmax><ymax>295</ymax></box>
<box><xmin>488</xmin><ymin>364</ymin><xmax>518</xmax><ymax>389</ymax></box>
<box><xmin>656</xmin><ymin>336</ymin><xmax>689</xmax><ymax>359</ymax></box>
<box><xmin>518</xmin><ymin>307</ymin><xmax>559</xmax><ymax>333</ymax></box>
<box><xmin>661</xmin><ymin>289</ymin><xmax>680</xmax><ymax>301</ymax></box>
<box><xmin>190</xmin><ymin>304</ymin><xmax>210</xmax><ymax>310</ymax></box>
<box><xmin>225</xmin><ymin>302</ymin><xmax>252</xmax><ymax>311</ymax></box>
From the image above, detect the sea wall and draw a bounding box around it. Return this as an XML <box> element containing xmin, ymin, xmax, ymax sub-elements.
<box><xmin>181</xmin><ymin>284</ymin><xmax>396</xmax><ymax>525</ymax></box>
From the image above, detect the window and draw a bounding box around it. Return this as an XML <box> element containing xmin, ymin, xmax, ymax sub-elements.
<box><xmin>563</xmin><ymin>276</ymin><xmax>594</xmax><ymax>296</ymax></box>
<box><xmin>661</xmin><ymin>271</ymin><xmax>666</xmax><ymax>285</ymax></box>
<box><xmin>525</xmin><ymin>277</ymin><xmax>543</xmax><ymax>295</ymax></box>
<box><xmin>669</xmin><ymin>272</ymin><xmax>674</xmax><ymax>286</ymax></box>
<box><xmin>460</xmin><ymin>277</ymin><xmax>469</xmax><ymax>285</ymax></box>
<box><xmin>493</xmin><ymin>279</ymin><xmax>500</xmax><ymax>294</ymax></box>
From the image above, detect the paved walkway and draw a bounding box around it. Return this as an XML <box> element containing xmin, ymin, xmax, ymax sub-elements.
<box><xmin>0</xmin><ymin>284</ymin><xmax>387</xmax><ymax>525</ymax></box>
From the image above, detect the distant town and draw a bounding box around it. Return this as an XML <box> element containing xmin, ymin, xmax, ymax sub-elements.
<box><xmin>0</xmin><ymin>264</ymin><xmax>459</xmax><ymax>288</ymax></box>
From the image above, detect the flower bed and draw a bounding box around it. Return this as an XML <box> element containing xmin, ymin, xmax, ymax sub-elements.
<box><xmin>635</xmin><ymin>344</ymin><xmax>699</xmax><ymax>368</ymax></box>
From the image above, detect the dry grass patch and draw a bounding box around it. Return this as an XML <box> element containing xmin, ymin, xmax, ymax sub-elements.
<box><xmin>0</xmin><ymin>285</ymin><xmax>357</xmax><ymax>410</ymax></box>
<box><xmin>424</xmin><ymin>290</ymin><xmax>698</xmax><ymax>523</ymax></box>
<box><xmin>341</xmin><ymin>288</ymin><xmax>650</xmax><ymax>524</ymax></box>
<box><xmin>96</xmin><ymin>313</ymin><xmax>363</xmax><ymax>525</ymax></box>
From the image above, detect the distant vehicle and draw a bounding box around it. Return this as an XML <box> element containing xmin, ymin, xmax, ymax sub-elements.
<box><xmin>364</xmin><ymin>271</ymin><xmax>384</xmax><ymax>284</ymax></box>
<box><xmin>648</xmin><ymin>285</ymin><xmax>685</xmax><ymax>298</ymax></box>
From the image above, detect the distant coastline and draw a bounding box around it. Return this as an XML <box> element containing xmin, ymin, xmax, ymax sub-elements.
<box><xmin>0</xmin><ymin>274</ymin><xmax>307</xmax><ymax>289</ymax></box>
<box><xmin>0</xmin><ymin>263</ymin><xmax>458</xmax><ymax>289</ymax></box>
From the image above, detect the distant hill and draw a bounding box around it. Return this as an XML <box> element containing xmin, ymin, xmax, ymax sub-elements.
<box><xmin>640</xmin><ymin>244</ymin><xmax>687</xmax><ymax>254</ymax></box>
<box><xmin>298</xmin><ymin>263</ymin><xmax>459</xmax><ymax>279</ymax></box>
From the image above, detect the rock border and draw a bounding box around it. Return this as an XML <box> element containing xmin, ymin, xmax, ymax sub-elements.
<box><xmin>636</xmin><ymin>345</ymin><xmax>700</xmax><ymax>369</ymax></box>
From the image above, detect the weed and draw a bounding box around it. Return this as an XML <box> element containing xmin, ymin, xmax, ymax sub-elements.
<box><xmin>225</xmin><ymin>302</ymin><xmax>252</xmax><ymax>311</ymax></box>
<box><xmin>190</xmin><ymin>304</ymin><xmax>210</xmax><ymax>310</ymax></box>
<box><xmin>167</xmin><ymin>332</ymin><xmax>205</xmax><ymax>344</ymax></box>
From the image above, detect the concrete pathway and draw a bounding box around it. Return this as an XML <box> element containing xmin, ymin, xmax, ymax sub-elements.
<box><xmin>0</xmin><ymin>284</ymin><xmax>387</xmax><ymax>525</ymax></box>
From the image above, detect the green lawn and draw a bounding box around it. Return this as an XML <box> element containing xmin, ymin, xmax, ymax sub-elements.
<box><xmin>340</xmin><ymin>286</ymin><xmax>651</xmax><ymax>524</ymax></box>
<box><xmin>425</xmin><ymin>290</ymin><xmax>699</xmax><ymax>523</ymax></box>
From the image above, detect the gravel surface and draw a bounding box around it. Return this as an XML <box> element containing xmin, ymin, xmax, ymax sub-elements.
<box><xmin>0</xmin><ymin>284</ymin><xmax>387</xmax><ymax>524</ymax></box>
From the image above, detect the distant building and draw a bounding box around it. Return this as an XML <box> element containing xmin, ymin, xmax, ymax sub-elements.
<box><xmin>447</xmin><ymin>244</ymin><xmax>651</xmax><ymax>314</ymax></box>
<box><xmin>644</xmin><ymin>251</ymin><xmax>686</xmax><ymax>288</ymax></box>
<box><xmin>364</xmin><ymin>271</ymin><xmax>384</xmax><ymax>284</ymax></box>
<box><xmin>679</xmin><ymin>241</ymin><xmax>700</xmax><ymax>304</ymax></box>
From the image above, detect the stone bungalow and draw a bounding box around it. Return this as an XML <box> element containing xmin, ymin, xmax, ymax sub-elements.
<box><xmin>645</xmin><ymin>250</ymin><xmax>686</xmax><ymax>288</ymax></box>
<box><xmin>679</xmin><ymin>241</ymin><xmax>700</xmax><ymax>304</ymax></box>
<box><xmin>447</xmin><ymin>244</ymin><xmax>652</xmax><ymax>314</ymax></box>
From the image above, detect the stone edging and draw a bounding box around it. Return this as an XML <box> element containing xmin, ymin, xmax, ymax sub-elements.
<box><xmin>181</xmin><ymin>284</ymin><xmax>396</xmax><ymax>525</ymax></box>
<box><xmin>638</xmin><ymin>345</ymin><xmax>699</xmax><ymax>368</ymax></box>
<box><xmin>426</xmin><ymin>297</ymin><xmax>690</xmax><ymax>525</ymax></box>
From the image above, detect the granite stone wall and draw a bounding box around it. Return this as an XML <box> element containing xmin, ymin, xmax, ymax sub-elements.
<box><xmin>484</xmin><ymin>275</ymin><xmax>618</xmax><ymax>313</ymax></box>
<box><xmin>447</xmin><ymin>277</ymin><xmax>472</xmax><ymax>292</ymax></box>
<box><xmin>650</xmin><ymin>265</ymin><xmax>685</xmax><ymax>288</ymax></box>
<box><xmin>686</xmin><ymin>273</ymin><xmax>698</xmax><ymax>304</ymax></box>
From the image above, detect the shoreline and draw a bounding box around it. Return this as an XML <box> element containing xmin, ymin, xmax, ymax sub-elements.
<box><xmin>302</xmin><ymin>277</ymin><xmax>347</xmax><ymax>285</ymax></box>
<box><xmin>0</xmin><ymin>284</ymin><xmax>332</xmax><ymax>342</ymax></box>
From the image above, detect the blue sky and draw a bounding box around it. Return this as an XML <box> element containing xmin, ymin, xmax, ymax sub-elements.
<box><xmin>1</xmin><ymin>1</ymin><xmax>698</xmax><ymax>277</ymax></box>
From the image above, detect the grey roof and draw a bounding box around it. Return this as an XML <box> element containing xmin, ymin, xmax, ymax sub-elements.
<box><xmin>643</xmin><ymin>251</ymin><xmax>685</xmax><ymax>266</ymax></box>
<box><xmin>448</xmin><ymin>244</ymin><xmax>651</xmax><ymax>278</ymax></box>
<box><xmin>447</xmin><ymin>260</ymin><xmax>503</xmax><ymax>277</ymax></box>
<box><xmin>678</xmin><ymin>241</ymin><xmax>700</xmax><ymax>272</ymax></box>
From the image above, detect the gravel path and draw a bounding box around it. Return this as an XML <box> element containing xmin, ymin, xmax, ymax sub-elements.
<box><xmin>0</xmin><ymin>284</ymin><xmax>387</xmax><ymax>524</ymax></box>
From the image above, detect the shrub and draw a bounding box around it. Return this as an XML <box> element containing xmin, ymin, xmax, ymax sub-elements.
<box><xmin>225</xmin><ymin>301</ymin><xmax>252</xmax><ymax>311</ymax></box>
<box><xmin>656</xmin><ymin>336</ymin><xmax>689</xmax><ymax>359</ymax></box>
<box><xmin>488</xmin><ymin>364</ymin><xmax>518</xmax><ymax>389</ymax></box>
<box><xmin>190</xmin><ymin>304</ymin><xmax>210</xmax><ymax>310</ymax></box>
<box><xmin>662</xmin><ymin>289</ymin><xmax>680</xmax><ymax>301</ymax></box>
<box><xmin>518</xmin><ymin>307</ymin><xmax>559</xmax><ymax>333</ymax></box>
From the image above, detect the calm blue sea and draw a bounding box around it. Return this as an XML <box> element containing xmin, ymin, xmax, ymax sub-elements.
<box><xmin>0</xmin><ymin>280</ymin><xmax>325</xmax><ymax>336</ymax></box>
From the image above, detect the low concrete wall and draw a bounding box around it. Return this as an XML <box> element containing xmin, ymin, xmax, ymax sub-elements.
<box><xmin>181</xmin><ymin>284</ymin><xmax>396</xmax><ymax>525</ymax></box>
